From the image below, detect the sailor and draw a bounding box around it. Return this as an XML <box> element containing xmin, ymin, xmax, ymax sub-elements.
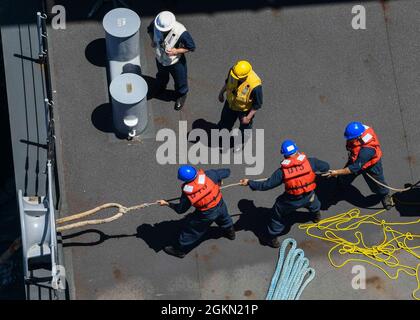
<box><xmin>217</xmin><ymin>60</ymin><xmax>263</xmax><ymax>151</ymax></box>
<box><xmin>322</xmin><ymin>121</ymin><xmax>393</xmax><ymax>209</ymax></box>
<box><xmin>158</xmin><ymin>165</ymin><xmax>235</xmax><ymax>258</ymax></box>
<box><xmin>240</xmin><ymin>140</ymin><xmax>330</xmax><ymax>248</ymax></box>
<box><xmin>147</xmin><ymin>11</ymin><xmax>196</xmax><ymax>110</ymax></box>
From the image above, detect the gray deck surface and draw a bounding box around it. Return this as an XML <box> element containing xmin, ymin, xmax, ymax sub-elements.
<box><xmin>47</xmin><ymin>0</ymin><xmax>420</xmax><ymax>299</ymax></box>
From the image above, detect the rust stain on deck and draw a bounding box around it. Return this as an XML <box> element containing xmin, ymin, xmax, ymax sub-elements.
<box><xmin>405</xmin><ymin>155</ymin><xmax>416</xmax><ymax>165</ymax></box>
<box><xmin>201</xmin><ymin>254</ymin><xmax>211</xmax><ymax>263</ymax></box>
<box><xmin>244</xmin><ymin>290</ymin><xmax>254</xmax><ymax>298</ymax></box>
<box><xmin>299</xmin><ymin>239</ymin><xmax>324</xmax><ymax>254</ymax></box>
<box><xmin>210</xmin><ymin>244</ymin><xmax>219</xmax><ymax>252</ymax></box>
<box><xmin>366</xmin><ymin>276</ymin><xmax>385</xmax><ymax>291</ymax></box>
<box><xmin>112</xmin><ymin>267</ymin><xmax>124</xmax><ymax>282</ymax></box>
<box><xmin>154</xmin><ymin>116</ymin><xmax>169</xmax><ymax>126</ymax></box>
<box><xmin>380</xmin><ymin>0</ymin><xmax>390</xmax><ymax>23</ymax></box>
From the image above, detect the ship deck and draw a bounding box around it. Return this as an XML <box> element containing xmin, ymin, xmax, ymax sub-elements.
<box><xmin>6</xmin><ymin>0</ymin><xmax>420</xmax><ymax>299</ymax></box>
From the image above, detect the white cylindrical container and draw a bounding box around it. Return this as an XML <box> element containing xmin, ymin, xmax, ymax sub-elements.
<box><xmin>110</xmin><ymin>73</ymin><xmax>148</xmax><ymax>136</ymax></box>
<box><xmin>103</xmin><ymin>8</ymin><xmax>141</xmax><ymax>62</ymax></box>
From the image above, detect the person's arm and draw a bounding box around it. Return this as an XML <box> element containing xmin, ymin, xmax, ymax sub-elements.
<box><xmin>242</xmin><ymin>109</ymin><xmax>257</xmax><ymax>124</ymax></box>
<box><xmin>158</xmin><ymin>193</ymin><xmax>191</xmax><ymax>214</ymax></box>
<box><xmin>205</xmin><ymin>169</ymin><xmax>231</xmax><ymax>184</ymax></box>
<box><xmin>240</xmin><ymin>168</ymin><xmax>283</xmax><ymax>191</ymax></box>
<box><xmin>166</xmin><ymin>31</ymin><xmax>195</xmax><ymax>56</ymax></box>
<box><xmin>242</xmin><ymin>86</ymin><xmax>262</xmax><ymax>125</ymax></box>
<box><xmin>218</xmin><ymin>83</ymin><xmax>227</xmax><ymax>102</ymax></box>
<box><xmin>323</xmin><ymin>148</ymin><xmax>375</xmax><ymax>177</ymax></box>
<box><xmin>308</xmin><ymin>157</ymin><xmax>330</xmax><ymax>173</ymax></box>
<box><xmin>219</xmin><ymin>69</ymin><xmax>233</xmax><ymax>102</ymax></box>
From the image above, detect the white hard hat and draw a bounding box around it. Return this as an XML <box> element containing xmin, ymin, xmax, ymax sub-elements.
<box><xmin>154</xmin><ymin>11</ymin><xmax>176</xmax><ymax>32</ymax></box>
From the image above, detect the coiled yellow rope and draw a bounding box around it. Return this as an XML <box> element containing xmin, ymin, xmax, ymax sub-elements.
<box><xmin>298</xmin><ymin>208</ymin><xmax>420</xmax><ymax>300</ymax></box>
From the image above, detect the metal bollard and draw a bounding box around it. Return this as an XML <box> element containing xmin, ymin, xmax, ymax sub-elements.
<box><xmin>103</xmin><ymin>8</ymin><xmax>141</xmax><ymax>80</ymax></box>
<box><xmin>110</xmin><ymin>73</ymin><xmax>148</xmax><ymax>136</ymax></box>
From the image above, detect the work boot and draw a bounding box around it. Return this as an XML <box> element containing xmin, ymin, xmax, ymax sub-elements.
<box><xmin>311</xmin><ymin>211</ymin><xmax>321</xmax><ymax>223</ymax></box>
<box><xmin>381</xmin><ymin>194</ymin><xmax>394</xmax><ymax>210</ymax></box>
<box><xmin>223</xmin><ymin>226</ymin><xmax>236</xmax><ymax>240</ymax></box>
<box><xmin>163</xmin><ymin>246</ymin><xmax>186</xmax><ymax>258</ymax></box>
<box><xmin>261</xmin><ymin>237</ymin><xmax>280</xmax><ymax>248</ymax></box>
<box><xmin>174</xmin><ymin>94</ymin><xmax>187</xmax><ymax>111</ymax></box>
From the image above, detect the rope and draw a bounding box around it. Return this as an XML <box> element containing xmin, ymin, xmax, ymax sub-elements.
<box><xmin>56</xmin><ymin>202</ymin><xmax>159</xmax><ymax>232</ymax></box>
<box><xmin>298</xmin><ymin>208</ymin><xmax>420</xmax><ymax>300</ymax></box>
<box><xmin>364</xmin><ymin>173</ymin><xmax>420</xmax><ymax>206</ymax></box>
<box><xmin>365</xmin><ymin>172</ymin><xmax>419</xmax><ymax>193</ymax></box>
<box><xmin>56</xmin><ymin>178</ymin><xmax>268</xmax><ymax>232</ymax></box>
<box><xmin>266</xmin><ymin>238</ymin><xmax>315</xmax><ymax>300</ymax></box>
<box><xmin>56</xmin><ymin>172</ymin><xmax>420</xmax><ymax>232</ymax></box>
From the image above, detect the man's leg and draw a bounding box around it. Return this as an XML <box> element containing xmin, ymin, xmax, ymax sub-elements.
<box><xmin>264</xmin><ymin>199</ymin><xmax>294</xmax><ymax>248</ymax></box>
<box><xmin>170</xmin><ymin>59</ymin><xmax>189</xmax><ymax>110</ymax></box>
<box><xmin>304</xmin><ymin>192</ymin><xmax>322</xmax><ymax>222</ymax></box>
<box><xmin>363</xmin><ymin>163</ymin><xmax>393</xmax><ymax>209</ymax></box>
<box><xmin>155</xmin><ymin>59</ymin><xmax>170</xmax><ymax>94</ymax></box>
<box><xmin>217</xmin><ymin>101</ymin><xmax>238</xmax><ymax>131</ymax></box>
<box><xmin>214</xmin><ymin>200</ymin><xmax>235</xmax><ymax>240</ymax></box>
<box><xmin>235</xmin><ymin>112</ymin><xmax>253</xmax><ymax>152</ymax></box>
<box><xmin>217</xmin><ymin>102</ymin><xmax>239</xmax><ymax>150</ymax></box>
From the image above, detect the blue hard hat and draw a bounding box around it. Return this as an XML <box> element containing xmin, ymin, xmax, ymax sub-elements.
<box><xmin>178</xmin><ymin>165</ymin><xmax>197</xmax><ymax>182</ymax></box>
<box><xmin>344</xmin><ymin>122</ymin><xmax>365</xmax><ymax>140</ymax></box>
<box><xmin>281</xmin><ymin>140</ymin><xmax>298</xmax><ymax>157</ymax></box>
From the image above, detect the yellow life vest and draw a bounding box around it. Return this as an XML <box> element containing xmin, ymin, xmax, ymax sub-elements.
<box><xmin>226</xmin><ymin>70</ymin><xmax>262</xmax><ymax>112</ymax></box>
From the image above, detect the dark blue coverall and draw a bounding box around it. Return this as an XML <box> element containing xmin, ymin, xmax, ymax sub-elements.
<box><xmin>217</xmin><ymin>77</ymin><xmax>263</xmax><ymax>132</ymax></box>
<box><xmin>169</xmin><ymin>169</ymin><xmax>233</xmax><ymax>250</ymax></box>
<box><xmin>248</xmin><ymin>158</ymin><xmax>330</xmax><ymax>238</ymax></box>
<box><xmin>147</xmin><ymin>22</ymin><xmax>196</xmax><ymax>98</ymax></box>
<box><xmin>338</xmin><ymin>147</ymin><xmax>389</xmax><ymax>196</ymax></box>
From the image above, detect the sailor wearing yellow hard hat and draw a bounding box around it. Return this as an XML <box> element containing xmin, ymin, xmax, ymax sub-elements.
<box><xmin>218</xmin><ymin>60</ymin><xmax>263</xmax><ymax>151</ymax></box>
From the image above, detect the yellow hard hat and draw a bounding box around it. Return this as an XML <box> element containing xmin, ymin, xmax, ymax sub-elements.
<box><xmin>230</xmin><ymin>60</ymin><xmax>252</xmax><ymax>80</ymax></box>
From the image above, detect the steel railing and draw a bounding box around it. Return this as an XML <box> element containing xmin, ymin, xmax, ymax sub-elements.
<box><xmin>35</xmin><ymin>6</ymin><xmax>65</xmax><ymax>290</ymax></box>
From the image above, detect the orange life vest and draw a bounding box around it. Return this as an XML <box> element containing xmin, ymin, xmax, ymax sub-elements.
<box><xmin>346</xmin><ymin>126</ymin><xmax>382</xmax><ymax>170</ymax></box>
<box><xmin>281</xmin><ymin>153</ymin><xmax>316</xmax><ymax>196</ymax></box>
<box><xmin>182</xmin><ymin>169</ymin><xmax>222</xmax><ymax>211</ymax></box>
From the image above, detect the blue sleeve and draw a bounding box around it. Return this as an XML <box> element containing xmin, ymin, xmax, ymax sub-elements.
<box><xmin>169</xmin><ymin>193</ymin><xmax>192</xmax><ymax>214</ymax></box>
<box><xmin>178</xmin><ymin>31</ymin><xmax>196</xmax><ymax>51</ymax></box>
<box><xmin>250</xmin><ymin>85</ymin><xmax>263</xmax><ymax>110</ymax></box>
<box><xmin>348</xmin><ymin>147</ymin><xmax>376</xmax><ymax>174</ymax></box>
<box><xmin>308</xmin><ymin>157</ymin><xmax>330</xmax><ymax>173</ymax></box>
<box><xmin>205</xmin><ymin>169</ymin><xmax>231</xmax><ymax>183</ymax></box>
<box><xmin>249</xmin><ymin>168</ymin><xmax>283</xmax><ymax>191</ymax></box>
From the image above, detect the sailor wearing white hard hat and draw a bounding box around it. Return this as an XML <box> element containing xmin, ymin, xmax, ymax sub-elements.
<box><xmin>147</xmin><ymin>11</ymin><xmax>196</xmax><ymax>110</ymax></box>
